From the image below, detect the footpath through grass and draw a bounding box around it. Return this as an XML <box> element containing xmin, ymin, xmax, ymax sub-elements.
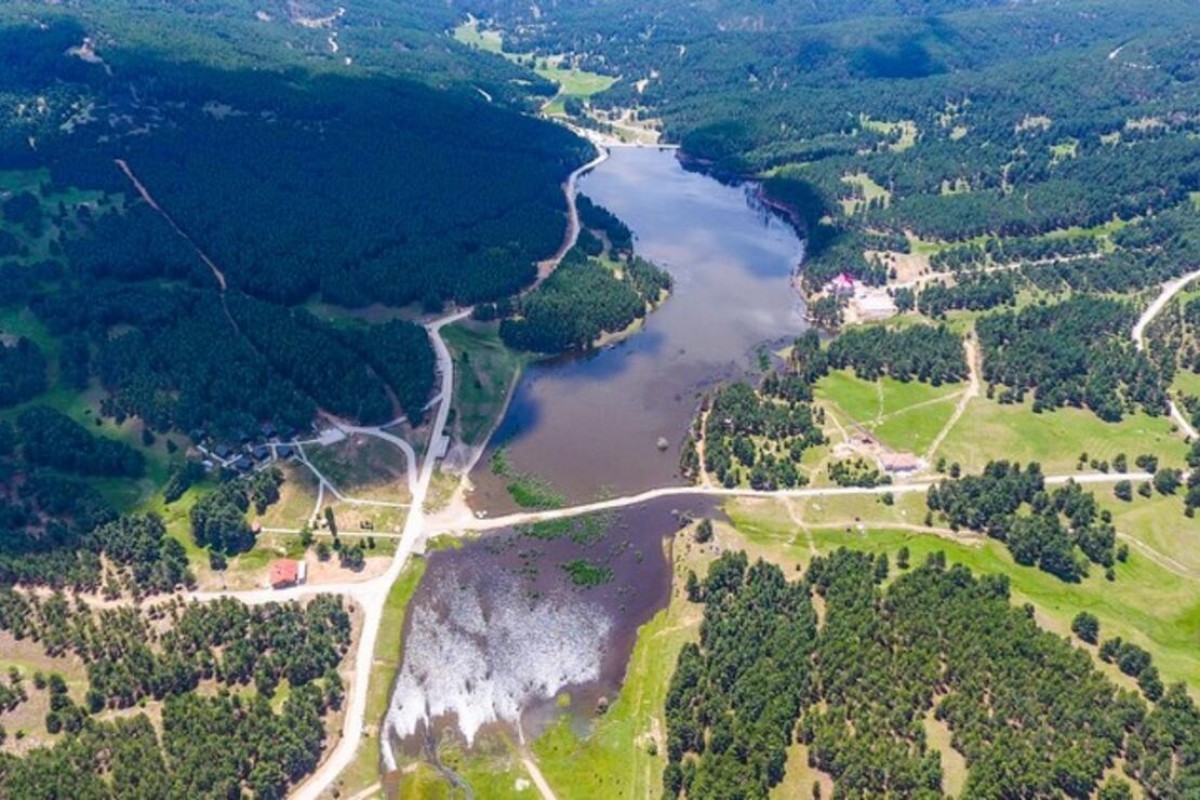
<box><xmin>937</xmin><ymin>396</ymin><xmax>1187</xmax><ymax>474</ymax></box>
<box><xmin>815</xmin><ymin>369</ymin><xmax>962</xmax><ymax>454</ymax></box>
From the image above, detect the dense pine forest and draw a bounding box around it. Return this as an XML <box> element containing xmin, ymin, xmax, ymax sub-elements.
<box><xmin>0</xmin><ymin>4</ymin><xmax>593</xmax><ymax>438</ymax></box>
<box><xmin>668</xmin><ymin>548</ymin><xmax>1197</xmax><ymax>798</ymax></box>
<box><xmin>0</xmin><ymin>592</ymin><xmax>352</xmax><ymax>798</ymax></box>
<box><xmin>465</xmin><ymin>0</ymin><xmax>1200</xmax><ymax>311</ymax></box>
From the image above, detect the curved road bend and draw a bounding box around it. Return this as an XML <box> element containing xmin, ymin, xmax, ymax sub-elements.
<box><xmin>1132</xmin><ymin>267</ymin><xmax>1200</xmax><ymax>440</ymax></box>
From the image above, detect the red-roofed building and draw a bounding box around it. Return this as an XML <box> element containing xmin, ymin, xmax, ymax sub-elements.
<box><xmin>270</xmin><ymin>559</ymin><xmax>300</xmax><ymax>589</ymax></box>
<box><xmin>829</xmin><ymin>272</ymin><xmax>857</xmax><ymax>297</ymax></box>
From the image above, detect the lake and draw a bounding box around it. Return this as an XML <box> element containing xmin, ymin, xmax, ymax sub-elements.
<box><xmin>469</xmin><ymin>147</ymin><xmax>808</xmax><ymax>513</ymax></box>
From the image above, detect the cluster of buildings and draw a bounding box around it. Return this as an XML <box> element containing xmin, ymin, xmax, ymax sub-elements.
<box><xmin>827</xmin><ymin>272</ymin><xmax>899</xmax><ymax>323</ymax></box>
<box><xmin>196</xmin><ymin>421</ymin><xmax>302</xmax><ymax>474</ymax></box>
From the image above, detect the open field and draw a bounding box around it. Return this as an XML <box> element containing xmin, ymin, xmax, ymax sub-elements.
<box><xmin>536</xmin><ymin>64</ymin><xmax>618</xmax><ymax>99</ymax></box>
<box><xmin>936</xmin><ymin>396</ymin><xmax>1187</xmax><ymax>474</ymax></box>
<box><xmin>815</xmin><ymin>369</ymin><xmax>963</xmax><ymax>455</ymax></box>
<box><xmin>442</xmin><ymin>321</ymin><xmax>527</xmax><ymax>450</ymax></box>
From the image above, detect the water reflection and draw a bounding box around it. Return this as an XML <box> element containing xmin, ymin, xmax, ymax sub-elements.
<box><xmin>470</xmin><ymin>147</ymin><xmax>807</xmax><ymax>512</ymax></box>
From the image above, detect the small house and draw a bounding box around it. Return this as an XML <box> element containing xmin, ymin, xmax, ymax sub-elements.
<box><xmin>260</xmin><ymin>422</ymin><xmax>277</xmax><ymax>439</ymax></box>
<box><xmin>881</xmin><ymin>452</ymin><xmax>921</xmax><ymax>473</ymax></box>
<box><xmin>270</xmin><ymin>560</ymin><xmax>299</xmax><ymax>589</ymax></box>
<box><xmin>829</xmin><ymin>272</ymin><xmax>857</xmax><ymax>297</ymax></box>
<box><xmin>275</xmin><ymin>444</ymin><xmax>295</xmax><ymax>459</ymax></box>
<box><xmin>251</xmin><ymin>445</ymin><xmax>271</xmax><ymax>461</ymax></box>
<box><xmin>232</xmin><ymin>455</ymin><xmax>254</xmax><ymax>472</ymax></box>
<box><xmin>213</xmin><ymin>444</ymin><xmax>233</xmax><ymax>460</ymax></box>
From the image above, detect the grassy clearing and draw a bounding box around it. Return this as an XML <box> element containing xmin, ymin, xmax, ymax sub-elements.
<box><xmin>306</xmin><ymin>436</ymin><xmax>412</xmax><ymax>505</ymax></box>
<box><xmin>936</xmin><ymin>396</ymin><xmax>1187</xmax><ymax>474</ymax></box>
<box><xmin>442</xmin><ymin>321</ymin><xmax>527</xmax><ymax>450</ymax></box>
<box><xmin>924</xmin><ymin>707</ymin><xmax>968</xmax><ymax>796</ymax></box>
<box><xmin>871</xmin><ymin>403</ymin><xmax>957</xmax><ymax>454</ymax></box>
<box><xmin>815</xmin><ymin>369</ymin><xmax>962</xmax><ymax>453</ymax></box>
<box><xmin>1172</xmin><ymin>366</ymin><xmax>1200</xmax><ymax>398</ymax></box>
<box><xmin>1102</xmin><ymin>491</ymin><xmax>1200</xmax><ymax>576</ymax></box>
<box><xmin>840</xmin><ymin>171</ymin><xmax>890</xmax><ymax>215</ymax></box>
<box><xmin>1050</xmin><ymin>138</ymin><xmax>1079</xmax><ymax>162</ymax></box>
<box><xmin>859</xmin><ymin>115</ymin><xmax>918</xmax><ymax>151</ymax></box>
<box><xmin>451</xmin><ymin>19</ymin><xmax>616</xmax><ymax>110</ymax></box>
<box><xmin>451</xmin><ymin>19</ymin><xmax>505</xmax><ymax>54</ymax></box>
<box><xmin>536</xmin><ymin>65</ymin><xmax>618</xmax><ymax>99</ymax></box>
<box><xmin>726</xmin><ymin>498</ymin><xmax>1200</xmax><ymax>689</ymax></box>
<box><xmin>772</xmin><ymin>743</ymin><xmax>834</xmax><ymax>800</ymax></box>
<box><xmin>253</xmin><ymin>462</ymin><xmax>320</xmax><ymax>529</ymax></box>
<box><xmin>334</xmin><ymin>558</ymin><xmax>428</xmax><ymax>799</ymax></box>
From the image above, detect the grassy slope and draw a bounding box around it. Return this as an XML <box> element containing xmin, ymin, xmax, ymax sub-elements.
<box><xmin>937</xmin><ymin>396</ymin><xmax>1187</xmax><ymax>474</ymax></box>
<box><xmin>441</xmin><ymin>321</ymin><xmax>527</xmax><ymax>449</ymax></box>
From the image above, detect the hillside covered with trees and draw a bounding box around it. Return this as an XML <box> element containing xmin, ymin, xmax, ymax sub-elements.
<box><xmin>0</xmin><ymin>4</ymin><xmax>593</xmax><ymax>438</ymax></box>
<box><xmin>667</xmin><ymin>548</ymin><xmax>1198</xmax><ymax>798</ymax></box>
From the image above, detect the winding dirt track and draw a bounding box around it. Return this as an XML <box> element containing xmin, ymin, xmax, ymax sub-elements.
<box><xmin>1132</xmin><ymin>267</ymin><xmax>1200</xmax><ymax>440</ymax></box>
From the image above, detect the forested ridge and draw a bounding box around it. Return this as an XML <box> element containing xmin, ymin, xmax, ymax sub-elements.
<box><xmin>0</xmin><ymin>6</ymin><xmax>592</xmax><ymax>438</ymax></box>
<box><xmin>666</xmin><ymin>548</ymin><xmax>1199</xmax><ymax>798</ymax></box>
<box><xmin>494</xmin><ymin>247</ymin><xmax>672</xmax><ymax>353</ymax></box>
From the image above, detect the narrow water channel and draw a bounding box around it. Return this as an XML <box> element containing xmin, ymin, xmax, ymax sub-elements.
<box><xmin>469</xmin><ymin>146</ymin><xmax>808</xmax><ymax>513</ymax></box>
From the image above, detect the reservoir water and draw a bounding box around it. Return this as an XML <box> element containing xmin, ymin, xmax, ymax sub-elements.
<box><xmin>469</xmin><ymin>147</ymin><xmax>808</xmax><ymax>512</ymax></box>
<box><xmin>383</xmin><ymin>495</ymin><xmax>720</xmax><ymax>763</ymax></box>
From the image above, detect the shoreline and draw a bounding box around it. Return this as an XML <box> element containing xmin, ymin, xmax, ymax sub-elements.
<box><xmin>459</xmin><ymin>150</ymin><xmax>809</xmax><ymax>491</ymax></box>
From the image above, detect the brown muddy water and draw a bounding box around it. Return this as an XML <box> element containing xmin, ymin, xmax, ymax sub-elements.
<box><xmin>469</xmin><ymin>146</ymin><xmax>807</xmax><ymax>514</ymax></box>
<box><xmin>382</xmin><ymin>495</ymin><xmax>720</xmax><ymax>764</ymax></box>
